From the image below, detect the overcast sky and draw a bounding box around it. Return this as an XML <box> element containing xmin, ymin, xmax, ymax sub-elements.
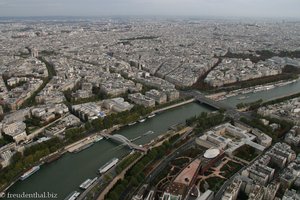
<box><xmin>0</xmin><ymin>0</ymin><xmax>300</xmax><ymax>18</ymax></box>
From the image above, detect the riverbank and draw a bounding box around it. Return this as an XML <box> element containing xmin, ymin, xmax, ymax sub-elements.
<box><xmin>208</xmin><ymin>78</ymin><xmax>299</xmax><ymax>102</ymax></box>
<box><xmin>193</xmin><ymin>67</ymin><xmax>298</xmax><ymax>94</ymax></box>
<box><xmin>1</xmin><ymin>102</ymin><xmax>213</xmax><ymax>198</ymax></box>
<box><xmin>101</xmin><ymin>125</ymin><xmax>195</xmax><ymax>200</ymax></box>
<box><xmin>236</xmin><ymin>90</ymin><xmax>300</xmax><ymax>110</ymax></box>
<box><xmin>1</xmin><ymin>97</ymin><xmax>191</xmax><ymax>192</ymax></box>
<box><xmin>66</xmin><ymin>115</ymin><xmax>196</xmax><ymax>199</ymax></box>
<box><xmin>262</xmin><ymin>91</ymin><xmax>300</xmax><ymax>106</ymax></box>
<box><xmin>65</xmin><ymin>99</ymin><xmax>197</xmax><ymax>153</ymax></box>
<box><xmin>2</xmin><ymin>74</ymin><xmax>300</xmax><ymax>196</ymax></box>
<box><xmin>97</xmin><ymin>154</ymin><xmax>143</xmax><ymax>200</ymax></box>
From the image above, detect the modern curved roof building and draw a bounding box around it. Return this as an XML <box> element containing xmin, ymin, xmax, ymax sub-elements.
<box><xmin>204</xmin><ymin>148</ymin><xmax>220</xmax><ymax>159</ymax></box>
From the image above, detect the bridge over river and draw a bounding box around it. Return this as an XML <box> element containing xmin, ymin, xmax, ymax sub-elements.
<box><xmin>100</xmin><ymin>133</ymin><xmax>147</xmax><ymax>152</ymax></box>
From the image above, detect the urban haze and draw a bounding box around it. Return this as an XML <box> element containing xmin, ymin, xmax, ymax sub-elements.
<box><xmin>0</xmin><ymin>1</ymin><xmax>300</xmax><ymax>200</ymax></box>
<box><xmin>0</xmin><ymin>0</ymin><xmax>299</xmax><ymax>18</ymax></box>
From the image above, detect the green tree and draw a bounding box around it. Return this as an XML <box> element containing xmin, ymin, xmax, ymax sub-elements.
<box><xmin>108</xmin><ymin>191</ymin><xmax>119</xmax><ymax>200</ymax></box>
<box><xmin>130</xmin><ymin>176</ymin><xmax>139</xmax><ymax>187</ymax></box>
<box><xmin>23</xmin><ymin>155</ymin><xmax>34</xmax><ymax>165</ymax></box>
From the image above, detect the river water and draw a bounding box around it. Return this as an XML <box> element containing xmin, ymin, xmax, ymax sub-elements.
<box><xmin>6</xmin><ymin>103</ymin><xmax>212</xmax><ymax>200</ymax></box>
<box><xmin>5</xmin><ymin>79</ymin><xmax>300</xmax><ymax>200</ymax></box>
<box><xmin>221</xmin><ymin>79</ymin><xmax>300</xmax><ymax>106</ymax></box>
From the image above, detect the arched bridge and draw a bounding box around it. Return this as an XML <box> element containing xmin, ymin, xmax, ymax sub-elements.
<box><xmin>112</xmin><ymin>134</ymin><xmax>132</xmax><ymax>145</ymax></box>
<box><xmin>101</xmin><ymin>133</ymin><xmax>147</xmax><ymax>152</ymax></box>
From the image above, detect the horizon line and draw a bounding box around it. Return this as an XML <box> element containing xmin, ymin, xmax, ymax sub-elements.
<box><xmin>0</xmin><ymin>15</ymin><xmax>300</xmax><ymax>21</ymax></box>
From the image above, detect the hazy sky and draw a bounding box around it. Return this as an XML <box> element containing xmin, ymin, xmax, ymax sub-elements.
<box><xmin>0</xmin><ymin>0</ymin><xmax>300</xmax><ymax>18</ymax></box>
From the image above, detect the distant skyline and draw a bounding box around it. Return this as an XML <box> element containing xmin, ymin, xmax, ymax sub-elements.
<box><xmin>0</xmin><ymin>0</ymin><xmax>300</xmax><ymax>19</ymax></box>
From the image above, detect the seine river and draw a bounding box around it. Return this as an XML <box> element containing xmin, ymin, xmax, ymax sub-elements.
<box><xmin>6</xmin><ymin>103</ymin><xmax>212</xmax><ymax>200</ymax></box>
<box><xmin>5</xmin><ymin>79</ymin><xmax>300</xmax><ymax>200</ymax></box>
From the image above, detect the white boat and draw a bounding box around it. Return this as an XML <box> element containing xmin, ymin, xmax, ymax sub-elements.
<box><xmin>253</xmin><ymin>88</ymin><xmax>264</xmax><ymax>93</ymax></box>
<box><xmin>241</xmin><ymin>90</ymin><xmax>252</xmax><ymax>94</ymax></box>
<box><xmin>128</xmin><ymin>122</ymin><xmax>137</xmax><ymax>126</ymax></box>
<box><xmin>94</xmin><ymin>136</ymin><xmax>103</xmax><ymax>143</ymax></box>
<box><xmin>238</xmin><ymin>96</ymin><xmax>249</xmax><ymax>100</ymax></box>
<box><xmin>138</xmin><ymin>118</ymin><xmax>146</xmax><ymax>123</ymax></box>
<box><xmin>64</xmin><ymin>191</ymin><xmax>80</xmax><ymax>200</ymax></box>
<box><xmin>217</xmin><ymin>97</ymin><xmax>226</xmax><ymax>101</ymax></box>
<box><xmin>80</xmin><ymin>179</ymin><xmax>91</xmax><ymax>190</ymax></box>
<box><xmin>73</xmin><ymin>143</ymin><xmax>94</xmax><ymax>153</ymax></box>
<box><xmin>143</xmin><ymin>131</ymin><xmax>154</xmax><ymax>136</ymax></box>
<box><xmin>20</xmin><ymin>165</ymin><xmax>40</xmax><ymax>181</ymax></box>
<box><xmin>265</xmin><ymin>85</ymin><xmax>275</xmax><ymax>90</ymax></box>
<box><xmin>98</xmin><ymin>158</ymin><xmax>119</xmax><ymax>174</ymax></box>
<box><xmin>79</xmin><ymin>177</ymin><xmax>97</xmax><ymax>190</ymax></box>
<box><xmin>225</xmin><ymin>93</ymin><xmax>237</xmax><ymax>98</ymax></box>
<box><xmin>147</xmin><ymin>114</ymin><xmax>156</xmax><ymax>118</ymax></box>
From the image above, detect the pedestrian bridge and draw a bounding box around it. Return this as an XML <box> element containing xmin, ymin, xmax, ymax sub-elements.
<box><xmin>101</xmin><ymin>133</ymin><xmax>147</xmax><ymax>152</ymax></box>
